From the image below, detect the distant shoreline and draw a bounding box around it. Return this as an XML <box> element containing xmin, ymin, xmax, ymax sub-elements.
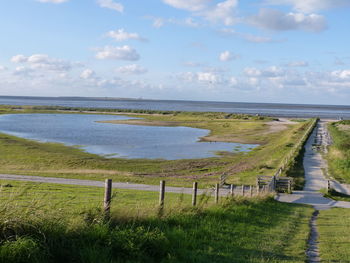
<box><xmin>0</xmin><ymin>98</ymin><xmax>349</xmax><ymax>119</ymax></box>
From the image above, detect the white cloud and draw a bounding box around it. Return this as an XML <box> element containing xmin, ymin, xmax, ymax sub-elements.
<box><xmin>244</xmin><ymin>68</ymin><xmax>262</xmax><ymax>77</ymax></box>
<box><xmin>265</xmin><ymin>0</ymin><xmax>350</xmax><ymax>13</ymax></box>
<box><xmin>219</xmin><ymin>28</ymin><xmax>276</xmax><ymax>43</ymax></box>
<box><xmin>177</xmin><ymin>71</ymin><xmax>223</xmax><ymax>84</ymax></box>
<box><xmin>219</xmin><ymin>51</ymin><xmax>239</xmax><ymax>62</ymax></box>
<box><xmin>197</xmin><ymin>72</ymin><xmax>219</xmax><ymax>83</ymax></box>
<box><xmin>36</xmin><ymin>0</ymin><xmax>68</xmax><ymax>3</ymax></box>
<box><xmin>331</xmin><ymin>70</ymin><xmax>350</xmax><ymax>79</ymax></box>
<box><xmin>183</xmin><ymin>61</ymin><xmax>205</xmax><ymax>67</ymax></box>
<box><xmin>106</xmin><ymin>29</ymin><xmax>147</xmax><ymax>42</ymax></box>
<box><xmin>80</xmin><ymin>69</ymin><xmax>96</xmax><ymax>79</ymax></box>
<box><xmin>146</xmin><ymin>16</ymin><xmax>201</xmax><ymax>28</ymax></box>
<box><xmin>13</xmin><ymin>66</ymin><xmax>33</xmax><ymax>76</ymax></box>
<box><xmin>0</xmin><ymin>65</ymin><xmax>8</xmax><ymax>71</ymax></box>
<box><xmin>287</xmin><ymin>61</ymin><xmax>309</xmax><ymax>67</ymax></box>
<box><xmin>200</xmin><ymin>0</ymin><xmax>238</xmax><ymax>26</ymax></box>
<box><xmin>162</xmin><ymin>0</ymin><xmax>238</xmax><ymax>26</ymax></box>
<box><xmin>244</xmin><ymin>66</ymin><xmax>285</xmax><ymax>78</ymax></box>
<box><xmin>11</xmin><ymin>54</ymin><xmax>73</xmax><ymax>71</ymax></box>
<box><xmin>97</xmin><ymin>0</ymin><xmax>123</xmax><ymax>13</ymax></box>
<box><xmin>152</xmin><ymin>17</ymin><xmax>165</xmax><ymax>28</ymax></box>
<box><xmin>95</xmin><ymin>46</ymin><xmax>140</xmax><ymax>61</ymax></box>
<box><xmin>162</xmin><ymin>0</ymin><xmax>209</xmax><ymax>11</ymax></box>
<box><xmin>229</xmin><ymin>76</ymin><xmax>238</xmax><ymax>86</ymax></box>
<box><xmin>250</xmin><ymin>9</ymin><xmax>327</xmax><ymax>32</ymax></box>
<box><xmin>11</xmin><ymin>55</ymin><xmax>27</xmax><ymax>63</ymax></box>
<box><xmin>116</xmin><ymin>64</ymin><xmax>148</xmax><ymax>75</ymax></box>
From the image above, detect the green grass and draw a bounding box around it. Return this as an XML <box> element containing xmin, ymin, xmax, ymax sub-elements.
<box><xmin>0</xmin><ymin>107</ymin><xmax>314</xmax><ymax>187</ymax></box>
<box><xmin>0</xmin><ymin>179</ymin><xmax>205</xmax><ymax>216</ymax></box>
<box><xmin>318</xmin><ymin>208</ymin><xmax>350</xmax><ymax>262</ymax></box>
<box><xmin>321</xmin><ymin>188</ymin><xmax>350</xmax><ymax>202</ymax></box>
<box><xmin>327</xmin><ymin>120</ymin><xmax>350</xmax><ymax>183</ymax></box>
<box><xmin>0</xmin><ymin>181</ymin><xmax>314</xmax><ymax>263</ymax></box>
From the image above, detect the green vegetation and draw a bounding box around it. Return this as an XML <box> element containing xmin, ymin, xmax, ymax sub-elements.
<box><xmin>0</xmin><ymin>180</ymin><xmax>196</xmax><ymax>215</ymax></box>
<box><xmin>321</xmin><ymin>188</ymin><xmax>350</xmax><ymax>202</ymax></box>
<box><xmin>0</xmin><ymin>180</ymin><xmax>314</xmax><ymax>263</ymax></box>
<box><xmin>327</xmin><ymin>120</ymin><xmax>350</xmax><ymax>183</ymax></box>
<box><xmin>0</xmin><ymin>105</ymin><xmax>315</xmax><ymax>187</ymax></box>
<box><xmin>285</xmin><ymin>148</ymin><xmax>305</xmax><ymax>190</ymax></box>
<box><xmin>318</xmin><ymin>208</ymin><xmax>350</xmax><ymax>262</ymax></box>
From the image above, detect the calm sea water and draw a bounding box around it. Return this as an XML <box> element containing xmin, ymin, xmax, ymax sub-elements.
<box><xmin>0</xmin><ymin>96</ymin><xmax>350</xmax><ymax>118</ymax></box>
<box><xmin>0</xmin><ymin>114</ymin><xmax>257</xmax><ymax>160</ymax></box>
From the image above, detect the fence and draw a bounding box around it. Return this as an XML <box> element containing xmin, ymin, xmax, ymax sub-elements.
<box><xmin>0</xmin><ymin>179</ymin><xmax>273</xmax><ymax>218</ymax></box>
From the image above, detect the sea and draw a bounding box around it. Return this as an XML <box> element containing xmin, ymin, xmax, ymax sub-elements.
<box><xmin>0</xmin><ymin>96</ymin><xmax>349</xmax><ymax>119</ymax></box>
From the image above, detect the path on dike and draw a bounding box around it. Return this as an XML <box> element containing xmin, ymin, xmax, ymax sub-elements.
<box><xmin>276</xmin><ymin>120</ymin><xmax>350</xmax><ymax>210</ymax></box>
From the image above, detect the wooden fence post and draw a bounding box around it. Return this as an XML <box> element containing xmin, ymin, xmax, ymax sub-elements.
<box><xmin>230</xmin><ymin>184</ymin><xmax>234</xmax><ymax>197</ymax></box>
<box><xmin>215</xmin><ymin>183</ymin><xmax>219</xmax><ymax>204</ymax></box>
<box><xmin>192</xmin><ymin>182</ymin><xmax>198</xmax><ymax>206</ymax></box>
<box><xmin>249</xmin><ymin>185</ymin><xmax>253</xmax><ymax>197</ymax></box>
<box><xmin>327</xmin><ymin>180</ymin><xmax>331</xmax><ymax>193</ymax></box>
<box><xmin>242</xmin><ymin>185</ymin><xmax>245</xmax><ymax>196</ymax></box>
<box><xmin>288</xmin><ymin>179</ymin><xmax>292</xmax><ymax>193</ymax></box>
<box><xmin>104</xmin><ymin>179</ymin><xmax>112</xmax><ymax>218</ymax></box>
<box><xmin>159</xmin><ymin>180</ymin><xmax>165</xmax><ymax>208</ymax></box>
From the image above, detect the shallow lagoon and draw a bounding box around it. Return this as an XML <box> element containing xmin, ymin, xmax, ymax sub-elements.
<box><xmin>0</xmin><ymin>114</ymin><xmax>258</xmax><ymax>160</ymax></box>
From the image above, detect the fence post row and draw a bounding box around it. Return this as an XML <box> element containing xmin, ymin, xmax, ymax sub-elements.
<box><xmin>192</xmin><ymin>182</ymin><xmax>198</xmax><ymax>206</ymax></box>
<box><xmin>104</xmin><ymin>179</ymin><xmax>112</xmax><ymax>217</ymax></box>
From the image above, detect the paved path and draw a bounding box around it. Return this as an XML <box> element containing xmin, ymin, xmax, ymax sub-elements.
<box><xmin>0</xmin><ymin>173</ymin><xmax>246</xmax><ymax>196</ymax></box>
<box><xmin>276</xmin><ymin>120</ymin><xmax>350</xmax><ymax>210</ymax></box>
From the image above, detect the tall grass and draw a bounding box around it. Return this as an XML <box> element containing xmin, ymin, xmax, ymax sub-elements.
<box><xmin>327</xmin><ymin>120</ymin><xmax>350</xmax><ymax>183</ymax></box>
<box><xmin>0</xmin><ymin>188</ymin><xmax>313</xmax><ymax>263</ymax></box>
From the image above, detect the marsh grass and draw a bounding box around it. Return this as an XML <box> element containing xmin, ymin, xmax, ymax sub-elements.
<box><xmin>0</xmin><ymin>121</ymin><xmax>311</xmax><ymax>187</ymax></box>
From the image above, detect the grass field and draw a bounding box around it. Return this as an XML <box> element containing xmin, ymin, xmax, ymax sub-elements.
<box><xmin>0</xmin><ymin>105</ymin><xmax>313</xmax><ymax>187</ymax></box>
<box><xmin>0</xmin><ymin>179</ymin><xmax>314</xmax><ymax>263</ymax></box>
<box><xmin>318</xmin><ymin>208</ymin><xmax>350</xmax><ymax>262</ymax></box>
<box><xmin>327</xmin><ymin>120</ymin><xmax>350</xmax><ymax>183</ymax></box>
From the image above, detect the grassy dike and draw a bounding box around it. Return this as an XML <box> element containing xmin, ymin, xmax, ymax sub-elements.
<box><xmin>327</xmin><ymin>120</ymin><xmax>350</xmax><ymax>183</ymax></box>
<box><xmin>0</xmin><ymin>191</ymin><xmax>313</xmax><ymax>263</ymax></box>
<box><xmin>0</xmin><ymin>105</ymin><xmax>313</xmax><ymax>187</ymax></box>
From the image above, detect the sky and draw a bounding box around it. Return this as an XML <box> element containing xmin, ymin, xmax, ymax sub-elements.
<box><xmin>0</xmin><ymin>0</ymin><xmax>350</xmax><ymax>105</ymax></box>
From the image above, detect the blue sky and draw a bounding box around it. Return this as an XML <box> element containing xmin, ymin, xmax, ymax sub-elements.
<box><xmin>0</xmin><ymin>0</ymin><xmax>350</xmax><ymax>105</ymax></box>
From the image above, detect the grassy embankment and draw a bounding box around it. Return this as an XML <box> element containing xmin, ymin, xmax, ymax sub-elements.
<box><xmin>0</xmin><ymin>179</ymin><xmax>313</xmax><ymax>263</ymax></box>
<box><xmin>327</xmin><ymin>120</ymin><xmax>350</xmax><ymax>183</ymax></box>
<box><xmin>318</xmin><ymin>208</ymin><xmax>350</xmax><ymax>262</ymax></box>
<box><xmin>0</xmin><ymin>105</ymin><xmax>312</xmax><ymax>187</ymax></box>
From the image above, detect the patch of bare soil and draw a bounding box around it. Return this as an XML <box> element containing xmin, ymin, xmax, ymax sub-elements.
<box><xmin>262</xmin><ymin>118</ymin><xmax>298</xmax><ymax>135</ymax></box>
